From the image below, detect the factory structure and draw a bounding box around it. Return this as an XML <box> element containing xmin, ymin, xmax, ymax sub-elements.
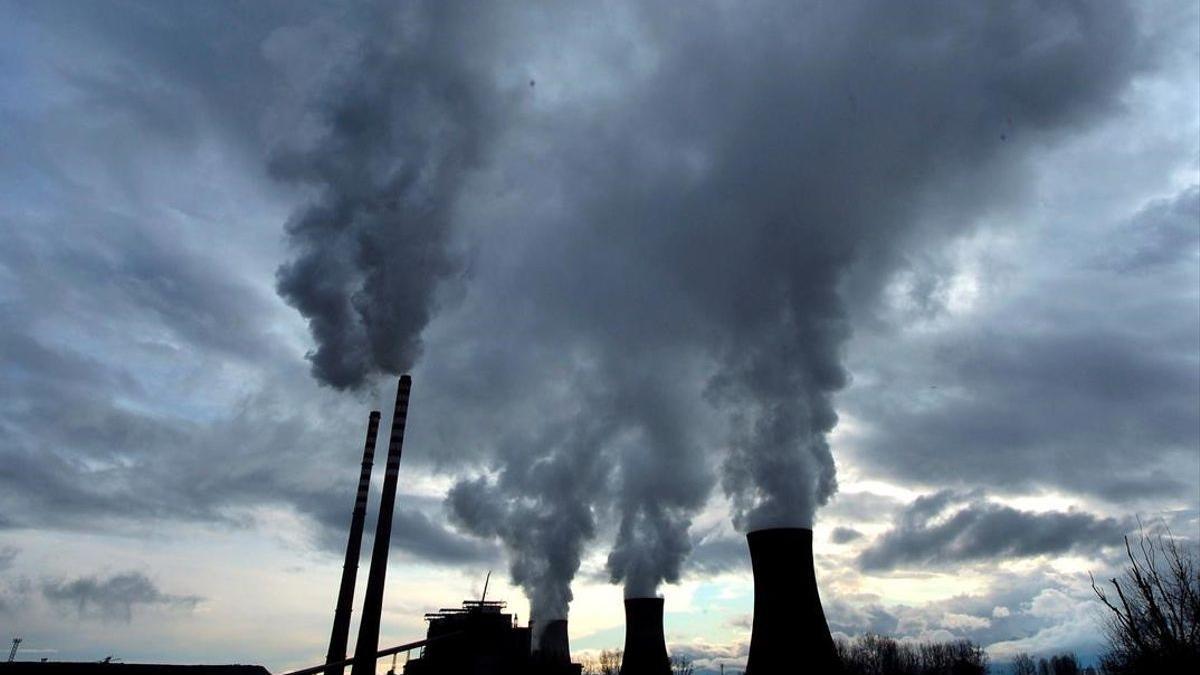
<box><xmin>314</xmin><ymin>376</ymin><xmax>586</xmax><ymax>675</ymax></box>
<box><xmin>308</xmin><ymin>376</ymin><xmax>838</xmax><ymax>675</ymax></box>
<box><xmin>2</xmin><ymin>375</ymin><xmax>840</xmax><ymax>675</ymax></box>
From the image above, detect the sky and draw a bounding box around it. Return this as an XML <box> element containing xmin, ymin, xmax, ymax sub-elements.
<box><xmin>0</xmin><ymin>1</ymin><xmax>1197</xmax><ymax>673</ymax></box>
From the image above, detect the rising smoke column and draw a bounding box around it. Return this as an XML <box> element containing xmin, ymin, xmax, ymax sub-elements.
<box><xmin>446</xmin><ymin>353</ymin><xmax>712</xmax><ymax>612</ymax></box>
<box><xmin>547</xmin><ymin>0</ymin><xmax>1143</xmax><ymax>535</ymax></box>
<box><xmin>603</xmin><ymin>362</ymin><xmax>713</xmax><ymax>598</ymax></box>
<box><xmin>273</xmin><ymin>3</ymin><xmax>501</xmax><ymax>390</ymax></box>
<box><xmin>447</xmin><ymin>386</ymin><xmax>619</xmax><ymax>629</ymax></box>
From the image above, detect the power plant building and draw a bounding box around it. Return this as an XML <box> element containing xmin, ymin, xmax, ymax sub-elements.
<box><xmin>402</xmin><ymin>599</ymin><xmax>582</xmax><ymax>675</ymax></box>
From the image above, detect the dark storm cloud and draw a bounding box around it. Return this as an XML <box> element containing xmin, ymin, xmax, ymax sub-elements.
<box><xmin>42</xmin><ymin>571</ymin><xmax>200</xmax><ymax>622</ymax></box>
<box><xmin>686</xmin><ymin>533</ymin><xmax>751</xmax><ymax>576</ymax></box>
<box><xmin>0</xmin><ymin>0</ymin><xmax>1183</xmax><ymax>647</ymax></box>
<box><xmin>266</xmin><ymin>0</ymin><xmax>1151</xmax><ymax>614</ymax></box>
<box><xmin>844</xmin><ymin>183</ymin><xmax>1200</xmax><ymax>503</ymax></box>
<box><xmin>496</xmin><ymin>0</ymin><xmax>1143</xmax><ymax>604</ymax></box>
<box><xmin>824</xmin><ymin>596</ymin><xmax>903</xmax><ymax>638</ymax></box>
<box><xmin>303</xmin><ymin>489</ymin><xmax>495</xmax><ymax>565</ymax></box>
<box><xmin>0</xmin><ymin>223</ymin><xmax>486</xmax><ymax>567</ymax></box>
<box><xmin>0</xmin><ymin>212</ymin><xmax>277</xmax><ymax>364</ymax></box>
<box><xmin>2</xmin><ymin>0</ymin><xmax>309</xmax><ymax>535</ymax></box>
<box><xmin>4</xmin><ymin>0</ymin><xmax>322</xmax><ymax>155</ymax></box>
<box><xmin>832</xmin><ymin>527</ymin><xmax>865</xmax><ymax>544</ymax></box>
<box><xmin>0</xmin><ymin>358</ymin><xmax>489</xmax><ymax>565</ymax></box>
<box><xmin>1101</xmin><ymin>186</ymin><xmax>1200</xmax><ymax>273</ymax></box>
<box><xmin>858</xmin><ymin>491</ymin><xmax>1128</xmax><ymax>572</ymax></box>
<box><xmin>0</xmin><ymin>0</ymin><xmax>500</xmax><ymax>572</ymax></box>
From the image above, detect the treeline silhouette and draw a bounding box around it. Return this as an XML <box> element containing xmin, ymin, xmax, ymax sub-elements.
<box><xmin>1010</xmin><ymin>652</ymin><xmax>1094</xmax><ymax>674</ymax></box>
<box><xmin>834</xmin><ymin>634</ymin><xmax>988</xmax><ymax>674</ymax></box>
<box><xmin>579</xmin><ymin>650</ymin><xmax>696</xmax><ymax>675</ymax></box>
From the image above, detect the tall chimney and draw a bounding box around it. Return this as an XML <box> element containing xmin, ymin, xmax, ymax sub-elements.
<box><xmin>325</xmin><ymin>411</ymin><xmax>381</xmax><ymax>675</ymax></box>
<box><xmin>619</xmin><ymin>598</ymin><xmax>670</xmax><ymax>675</ymax></box>
<box><xmin>350</xmin><ymin>376</ymin><xmax>413</xmax><ymax>675</ymax></box>
<box><xmin>745</xmin><ymin>528</ymin><xmax>838</xmax><ymax>674</ymax></box>
<box><xmin>536</xmin><ymin>619</ymin><xmax>572</xmax><ymax>665</ymax></box>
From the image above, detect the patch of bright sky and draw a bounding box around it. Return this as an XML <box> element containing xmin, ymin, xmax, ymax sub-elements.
<box><xmin>835</xmin><ymin>480</ymin><xmax>920</xmax><ymax>504</ymax></box>
<box><xmin>570</xmin><ymin>575</ymin><xmax>753</xmax><ymax>653</ymax></box>
<box><xmin>4</xmin><ymin>511</ymin><xmax>528</xmax><ymax>672</ymax></box>
<box><xmin>854</xmin><ymin>571</ymin><xmax>991</xmax><ymax>607</ymax></box>
<box><xmin>6</xmin><ymin>524</ymin><xmax>323</xmax><ymax>668</ymax></box>
<box><xmin>987</xmin><ymin>491</ymin><xmax>1081</xmax><ymax>514</ymax></box>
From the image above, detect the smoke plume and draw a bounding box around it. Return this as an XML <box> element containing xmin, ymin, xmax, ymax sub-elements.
<box><xmin>273</xmin><ymin>3</ymin><xmax>501</xmax><ymax>390</ymax></box>
<box><xmin>447</xmin><ymin>388</ymin><xmax>617</xmax><ymax>626</ymax></box>
<box><xmin>603</xmin><ymin>362</ymin><xmax>712</xmax><ymax>598</ymax></box>
<box><xmin>277</xmin><ymin>0</ymin><xmax>1142</xmax><ymax>616</ymax></box>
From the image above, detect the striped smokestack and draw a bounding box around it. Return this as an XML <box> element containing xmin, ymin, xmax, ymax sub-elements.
<box><xmin>324</xmin><ymin>411</ymin><xmax>381</xmax><ymax>675</ymax></box>
<box><xmin>619</xmin><ymin>597</ymin><xmax>670</xmax><ymax>675</ymax></box>
<box><xmin>350</xmin><ymin>376</ymin><xmax>412</xmax><ymax>675</ymax></box>
<box><xmin>745</xmin><ymin>528</ymin><xmax>838</xmax><ymax>674</ymax></box>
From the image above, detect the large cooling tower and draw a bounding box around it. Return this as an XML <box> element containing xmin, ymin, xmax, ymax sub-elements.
<box><xmin>537</xmin><ymin>619</ymin><xmax>573</xmax><ymax>665</ymax></box>
<box><xmin>745</xmin><ymin>528</ymin><xmax>838</xmax><ymax>674</ymax></box>
<box><xmin>619</xmin><ymin>597</ymin><xmax>670</xmax><ymax>675</ymax></box>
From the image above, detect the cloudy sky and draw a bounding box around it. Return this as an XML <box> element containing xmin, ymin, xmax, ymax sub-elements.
<box><xmin>0</xmin><ymin>1</ymin><xmax>1197</xmax><ymax>672</ymax></box>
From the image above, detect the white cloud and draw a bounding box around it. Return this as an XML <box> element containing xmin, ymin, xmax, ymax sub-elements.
<box><xmin>941</xmin><ymin>612</ymin><xmax>991</xmax><ymax>631</ymax></box>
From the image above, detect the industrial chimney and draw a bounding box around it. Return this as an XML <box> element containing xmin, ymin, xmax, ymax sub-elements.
<box><xmin>325</xmin><ymin>411</ymin><xmax>381</xmax><ymax>675</ymax></box>
<box><xmin>350</xmin><ymin>376</ymin><xmax>413</xmax><ymax>675</ymax></box>
<box><xmin>619</xmin><ymin>597</ymin><xmax>670</xmax><ymax>675</ymax></box>
<box><xmin>745</xmin><ymin>528</ymin><xmax>838</xmax><ymax>674</ymax></box>
<box><xmin>536</xmin><ymin>619</ymin><xmax>573</xmax><ymax>665</ymax></box>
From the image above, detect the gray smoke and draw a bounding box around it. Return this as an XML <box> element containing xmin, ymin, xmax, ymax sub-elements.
<box><xmin>447</xmin><ymin>391</ymin><xmax>617</xmax><ymax>627</ymax></box>
<box><xmin>447</xmin><ymin>353</ymin><xmax>712</xmax><ymax>609</ymax></box>
<box><xmin>273</xmin><ymin>3</ymin><xmax>502</xmax><ymax>390</ymax></box>
<box><xmin>597</xmin><ymin>1</ymin><xmax>1142</xmax><ymax>532</ymax></box>
<box><xmin>277</xmin><ymin>0</ymin><xmax>1143</xmax><ymax>616</ymax></box>
<box><xmin>603</xmin><ymin>362</ymin><xmax>712</xmax><ymax>598</ymax></box>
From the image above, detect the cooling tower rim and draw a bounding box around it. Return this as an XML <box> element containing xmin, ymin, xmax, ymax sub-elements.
<box><xmin>746</xmin><ymin>526</ymin><xmax>814</xmax><ymax>537</ymax></box>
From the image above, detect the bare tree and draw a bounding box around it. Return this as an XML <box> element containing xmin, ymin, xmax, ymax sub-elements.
<box><xmin>1041</xmin><ymin>654</ymin><xmax>1080</xmax><ymax>675</ymax></box>
<box><xmin>835</xmin><ymin>634</ymin><xmax>987</xmax><ymax>674</ymax></box>
<box><xmin>1012</xmin><ymin>653</ymin><xmax>1037</xmax><ymax>675</ymax></box>
<box><xmin>580</xmin><ymin>649</ymin><xmax>622</xmax><ymax>675</ymax></box>
<box><xmin>670</xmin><ymin>654</ymin><xmax>695</xmax><ymax>675</ymax></box>
<box><xmin>1090</xmin><ymin>525</ymin><xmax>1200</xmax><ymax>674</ymax></box>
<box><xmin>598</xmin><ymin>649</ymin><xmax>622</xmax><ymax>675</ymax></box>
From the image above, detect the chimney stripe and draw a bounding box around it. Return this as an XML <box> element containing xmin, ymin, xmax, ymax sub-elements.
<box><xmin>350</xmin><ymin>376</ymin><xmax>413</xmax><ymax>675</ymax></box>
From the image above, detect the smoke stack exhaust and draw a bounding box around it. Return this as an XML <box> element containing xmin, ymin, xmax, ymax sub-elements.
<box><xmin>325</xmin><ymin>411</ymin><xmax>381</xmax><ymax>675</ymax></box>
<box><xmin>350</xmin><ymin>376</ymin><xmax>413</xmax><ymax>675</ymax></box>
<box><xmin>619</xmin><ymin>598</ymin><xmax>670</xmax><ymax>675</ymax></box>
<box><xmin>536</xmin><ymin>619</ymin><xmax>572</xmax><ymax>665</ymax></box>
<box><xmin>745</xmin><ymin>528</ymin><xmax>838</xmax><ymax>675</ymax></box>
